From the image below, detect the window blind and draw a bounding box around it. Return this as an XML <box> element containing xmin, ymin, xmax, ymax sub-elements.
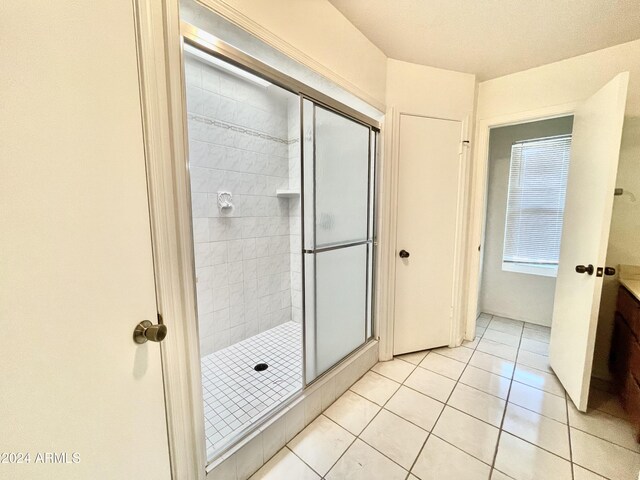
<box><xmin>503</xmin><ymin>134</ymin><xmax>572</xmax><ymax>268</ymax></box>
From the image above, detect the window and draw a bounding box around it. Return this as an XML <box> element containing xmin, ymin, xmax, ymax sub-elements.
<box><xmin>502</xmin><ymin>134</ymin><xmax>572</xmax><ymax>277</ymax></box>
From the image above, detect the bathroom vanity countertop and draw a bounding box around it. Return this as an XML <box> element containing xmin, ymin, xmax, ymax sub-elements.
<box><xmin>619</xmin><ymin>265</ymin><xmax>640</xmax><ymax>302</ymax></box>
<box><xmin>621</xmin><ymin>279</ymin><xmax>640</xmax><ymax>303</ymax></box>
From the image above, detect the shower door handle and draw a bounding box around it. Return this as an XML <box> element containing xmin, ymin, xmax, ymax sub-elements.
<box><xmin>399</xmin><ymin>250</ymin><xmax>410</xmax><ymax>259</ymax></box>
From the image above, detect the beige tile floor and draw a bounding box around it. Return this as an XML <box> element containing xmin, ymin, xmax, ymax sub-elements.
<box><xmin>250</xmin><ymin>314</ymin><xmax>640</xmax><ymax>480</ymax></box>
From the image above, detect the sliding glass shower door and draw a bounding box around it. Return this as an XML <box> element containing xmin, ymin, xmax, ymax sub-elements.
<box><xmin>302</xmin><ymin>98</ymin><xmax>376</xmax><ymax>383</ymax></box>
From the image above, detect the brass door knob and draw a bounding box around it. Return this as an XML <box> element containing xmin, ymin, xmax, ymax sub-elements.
<box><xmin>134</xmin><ymin>320</ymin><xmax>167</xmax><ymax>344</ymax></box>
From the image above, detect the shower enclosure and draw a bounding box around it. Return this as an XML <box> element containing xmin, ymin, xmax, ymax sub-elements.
<box><xmin>302</xmin><ymin>99</ymin><xmax>376</xmax><ymax>382</ymax></box>
<box><xmin>182</xmin><ymin>25</ymin><xmax>377</xmax><ymax>461</ymax></box>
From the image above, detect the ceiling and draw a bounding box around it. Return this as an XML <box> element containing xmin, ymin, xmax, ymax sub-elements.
<box><xmin>328</xmin><ymin>0</ymin><xmax>640</xmax><ymax>80</ymax></box>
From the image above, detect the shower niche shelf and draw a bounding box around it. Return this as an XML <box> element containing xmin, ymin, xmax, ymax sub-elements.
<box><xmin>276</xmin><ymin>189</ymin><xmax>300</xmax><ymax>199</ymax></box>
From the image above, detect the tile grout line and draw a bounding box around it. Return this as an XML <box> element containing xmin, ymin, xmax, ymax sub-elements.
<box><xmin>349</xmin><ymin>360</ymin><xmax>421</xmax><ymax>473</ymax></box>
<box><xmin>404</xmin><ymin>317</ymin><xmax>488</xmax><ymax>477</ymax></box>
<box><xmin>323</xmin><ymin>407</ymin><xmax>411</xmax><ymax>477</ymax></box>
<box><xmin>284</xmin><ymin>358</ymin><xmax>421</xmax><ymax>478</ymax></box>
<box><xmin>287</xmin><ymin>316</ymin><xmax>633</xmax><ymax>478</ymax></box>
<box><xmin>272</xmin><ymin>316</ymin><xmax>633</xmax><ymax>480</ymax></box>
<box><xmin>486</xmin><ymin>318</ymin><xmax>587</xmax><ymax>476</ymax></box>
<box><xmin>570</xmin><ymin>425</ymin><xmax>640</xmax><ymax>455</ymax></box>
<box><xmin>345</xmin><ymin>335</ymin><xmax>587</xmax><ymax>463</ymax></box>
<box><xmin>322</xmin><ymin>330</ymin><xmax>486</xmax><ymax>478</ymax></box>
<box><xmin>562</xmin><ymin>396</ymin><xmax>640</xmax><ymax>454</ymax></box>
<box><xmin>513</xmin><ymin>340</ymin><xmax>639</xmax><ymax>457</ymax></box>
<box><xmin>347</xmin><ymin>383</ymin><xmax>528</xmax><ymax>471</ymax></box>
<box><xmin>564</xmin><ymin>398</ymin><xmax>640</xmax><ymax>476</ymax></box>
<box><xmin>510</xmin><ymin>377</ymin><xmax>565</xmax><ymax>398</ymax></box>
<box><xmin>318</xmin><ymin>359</ymin><xmax>420</xmax><ymax>478</ymax></box>
<box><xmin>488</xmin><ymin>317</ymin><xmax>524</xmax><ymax>478</ymax></box>
<box><xmin>457</xmin><ymin>319</ymin><xmax>582</xmax><ymax>475</ymax></box>
<box><xmin>203</xmin><ymin>321</ymin><xmax>302</xmax><ymax>455</ymax></box>
<box><xmin>574</xmin><ymin>463</ymin><xmax>615</xmax><ymax>480</ymax></box>
<box><xmin>377</xmin><ymin>358</ymin><xmax>504</xmax><ymax>409</ymax></box>
<box><xmin>565</xmin><ymin>391</ymin><xmax>575</xmax><ymax>480</ymax></box>
<box><xmin>283</xmin><ymin>444</ymin><xmax>324</xmax><ymax>478</ymax></box>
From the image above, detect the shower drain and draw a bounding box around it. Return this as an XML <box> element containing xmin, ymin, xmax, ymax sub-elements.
<box><xmin>254</xmin><ymin>363</ymin><xmax>269</xmax><ymax>372</ymax></box>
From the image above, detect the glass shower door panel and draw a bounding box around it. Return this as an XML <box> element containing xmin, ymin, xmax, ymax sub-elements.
<box><xmin>303</xmin><ymin>101</ymin><xmax>373</xmax><ymax>382</ymax></box>
<box><xmin>314</xmin><ymin>245</ymin><xmax>367</xmax><ymax>376</ymax></box>
<box><xmin>314</xmin><ymin>107</ymin><xmax>370</xmax><ymax>247</ymax></box>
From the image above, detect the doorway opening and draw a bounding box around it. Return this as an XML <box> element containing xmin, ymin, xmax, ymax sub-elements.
<box><xmin>478</xmin><ymin>116</ymin><xmax>574</xmax><ymax>328</ymax></box>
<box><xmin>468</xmin><ymin>73</ymin><xmax>629</xmax><ymax>415</ymax></box>
<box><xmin>475</xmin><ymin>116</ymin><xmax>574</xmax><ymax>387</ymax></box>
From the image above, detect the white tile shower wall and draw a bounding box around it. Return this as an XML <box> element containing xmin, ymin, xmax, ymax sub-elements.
<box><xmin>185</xmin><ymin>56</ymin><xmax>299</xmax><ymax>355</ymax></box>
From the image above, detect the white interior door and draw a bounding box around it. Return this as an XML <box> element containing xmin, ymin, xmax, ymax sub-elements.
<box><xmin>549</xmin><ymin>72</ymin><xmax>629</xmax><ymax>411</ymax></box>
<box><xmin>1</xmin><ymin>2</ymin><xmax>171</xmax><ymax>478</ymax></box>
<box><xmin>393</xmin><ymin>114</ymin><xmax>463</xmax><ymax>355</ymax></box>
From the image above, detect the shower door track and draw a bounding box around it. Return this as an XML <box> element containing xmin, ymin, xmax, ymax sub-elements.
<box><xmin>180</xmin><ymin>21</ymin><xmax>380</xmax><ymax>132</ymax></box>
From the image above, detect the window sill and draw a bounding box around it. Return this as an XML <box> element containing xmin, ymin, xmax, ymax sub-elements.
<box><xmin>502</xmin><ymin>262</ymin><xmax>558</xmax><ymax>278</ymax></box>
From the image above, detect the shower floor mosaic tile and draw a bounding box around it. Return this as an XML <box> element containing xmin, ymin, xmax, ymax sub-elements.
<box><xmin>201</xmin><ymin>320</ymin><xmax>302</xmax><ymax>456</ymax></box>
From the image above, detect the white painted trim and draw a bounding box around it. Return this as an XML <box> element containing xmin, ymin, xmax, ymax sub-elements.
<box><xmin>502</xmin><ymin>262</ymin><xmax>558</xmax><ymax>277</ymax></box>
<box><xmin>380</xmin><ymin>110</ymin><xmax>471</xmax><ymax>357</ymax></box>
<box><xmin>376</xmin><ymin>107</ymin><xmax>398</xmax><ymax>361</ymax></box>
<box><xmin>133</xmin><ymin>0</ymin><xmax>206</xmax><ymax>478</ymax></box>
<box><xmin>480</xmin><ymin>308</ymin><xmax>551</xmax><ymax>328</ymax></box>
<box><xmin>452</xmin><ymin>115</ymin><xmax>472</xmax><ymax>346</ymax></box>
<box><xmin>194</xmin><ymin>0</ymin><xmax>386</xmax><ymax>113</ymax></box>
<box><xmin>464</xmin><ymin>102</ymin><xmax>578</xmax><ymax>340</ymax></box>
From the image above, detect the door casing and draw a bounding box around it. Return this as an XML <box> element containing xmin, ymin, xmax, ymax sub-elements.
<box><xmin>378</xmin><ymin>110</ymin><xmax>471</xmax><ymax>360</ymax></box>
<box><xmin>133</xmin><ymin>1</ymin><xmax>206</xmax><ymax>478</ymax></box>
<box><xmin>465</xmin><ymin>102</ymin><xmax>579</xmax><ymax>343</ymax></box>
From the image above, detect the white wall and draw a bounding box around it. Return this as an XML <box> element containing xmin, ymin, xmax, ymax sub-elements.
<box><xmin>480</xmin><ymin>117</ymin><xmax>574</xmax><ymax>325</ymax></box>
<box><xmin>475</xmin><ymin>38</ymin><xmax>640</xmax><ymax>379</ymax></box>
<box><xmin>386</xmin><ymin>59</ymin><xmax>476</xmax><ymax>119</ymax></box>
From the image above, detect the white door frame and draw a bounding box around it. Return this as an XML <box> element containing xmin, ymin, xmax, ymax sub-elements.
<box><xmin>133</xmin><ymin>1</ymin><xmax>206</xmax><ymax>478</ymax></box>
<box><xmin>377</xmin><ymin>109</ymin><xmax>471</xmax><ymax>360</ymax></box>
<box><xmin>463</xmin><ymin>102</ymin><xmax>578</xmax><ymax>339</ymax></box>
